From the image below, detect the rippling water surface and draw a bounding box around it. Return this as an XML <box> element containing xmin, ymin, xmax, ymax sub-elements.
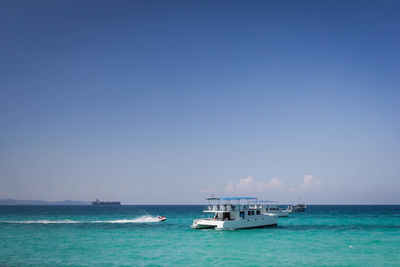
<box><xmin>0</xmin><ymin>205</ymin><xmax>399</xmax><ymax>266</ymax></box>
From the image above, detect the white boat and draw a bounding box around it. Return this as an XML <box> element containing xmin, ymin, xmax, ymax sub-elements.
<box><xmin>285</xmin><ymin>203</ymin><xmax>306</xmax><ymax>212</ymax></box>
<box><xmin>192</xmin><ymin>197</ymin><xmax>278</xmax><ymax>230</ymax></box>
<box><xmin>158</xmin><ymin>216</ymin><xmax>167</xmax><ymax>222</ymax></box>
<box><xmin>260</xmin><ymin>201</ymin><xmax>289</xmax><ymax>217</ymax></box>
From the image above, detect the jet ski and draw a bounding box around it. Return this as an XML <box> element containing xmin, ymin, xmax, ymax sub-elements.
<box><xmin>158</xmin><ymin>216</ymin><xmax>167</xmax><ymax>222</ymax></box>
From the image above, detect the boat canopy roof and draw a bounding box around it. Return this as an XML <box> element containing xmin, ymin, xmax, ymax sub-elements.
<box><xmin>220</xmin><ymin>197</ymin><xmax>257</xmax><ymax>200</ymax></box>
<box><xmin>206</xmin><ymin>197</ymin><xmax>258</xmax><ymax>201</ymax></box>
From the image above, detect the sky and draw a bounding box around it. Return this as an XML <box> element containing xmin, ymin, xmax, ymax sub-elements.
<box><xmin>0</xmin><ymin>0</ymin><xmax>399</xmax><ymax>204</ymax></box>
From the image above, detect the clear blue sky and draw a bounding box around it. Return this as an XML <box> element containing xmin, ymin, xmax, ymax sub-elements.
<box><xmin>1</xmin><ymin>0</ymin><xmax>399</xmax><ymax>204</ymax></box>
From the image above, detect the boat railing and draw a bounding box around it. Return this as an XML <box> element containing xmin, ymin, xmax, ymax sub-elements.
<box><xmin>204</xmin><ymin>203</ymin><xmax>280</xmax><ymax>212</ymax></box>
<box><xmin>204</xmin><ymin>204</ymin><xmax>237</xmax><ymax>212</ymax></box>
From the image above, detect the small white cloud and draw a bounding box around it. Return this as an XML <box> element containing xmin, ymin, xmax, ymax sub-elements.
<box><xmin>224</xmin><ymin>182</ymin><xmax>235</xmax><ymax>193</ymax></box>
<box><xmin>224</xmin><ymin>174</ymin><xmax>321</xmax><ymax>195</ymax></box>
<box><xmin>224</xmin><ymin>176</ymin><xmax>285</xmax><ymax>193</ymax></box>
<box><xmin>236</xmin><ymin>176</ymin><xmax>256</xmax><ymax>191</ymax></box>
<box><xmin>300</xmin><ymin>174</ymin><xmax>321</xmax><ymax>191</ymax></box>
<box><xmin>256</xmin><ymin>177</ymin><xmax>285</xmax><ymax>192</ymax></box>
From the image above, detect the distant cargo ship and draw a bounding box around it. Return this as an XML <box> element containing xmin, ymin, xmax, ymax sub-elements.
<box><xmin>92</xmin><ymin>198</ymin><xmax>121</xmax><ymax>206</ymax></box>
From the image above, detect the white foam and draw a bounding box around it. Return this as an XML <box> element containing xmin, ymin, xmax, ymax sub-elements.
<box><xmin>0</xmin><ymin>216</ymin><xmax>162</xmax><ymax>224</ymax></box>
<box><xmin>93</xmin><ymin>215</ymin><xmax>162</xmax><ymax>223</ymax></box>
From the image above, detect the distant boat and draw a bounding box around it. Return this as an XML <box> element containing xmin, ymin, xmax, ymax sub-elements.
<box><xmin>158</xmin><ymin>216</ymin><xmax>167</xmax><ymax>222</ymax></box>
<box><xmin>91</xmin><ymin>198</ymin><xmax>121</xmax><ymax>206</ymax></box>
<box><xmin>259</xmin><ymin>201</ymin><xmax>289</xmax><ymax>217</ymax></box>
<box><xmin>286</xmin><ymin>203</ymin><xmax>306</xmax><ymax>212</ymax></box>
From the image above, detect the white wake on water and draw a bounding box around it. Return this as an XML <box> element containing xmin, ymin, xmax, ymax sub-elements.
<box><xmin>0</xmin><ymin>215</ymin><xmax>162</xmax><ymax>224</ymax></box>
<box><xmin>93</xmin><ymin>215</ymin><xmax>162</xmax><ymax>223</ymax></box>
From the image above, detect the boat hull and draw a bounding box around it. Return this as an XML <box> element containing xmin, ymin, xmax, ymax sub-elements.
<box><xmin>191</xmin><ymin>223</ymin><xmax>217</xmax><ymax>229</ymax></box>
<box><xmin>264</xmin><ymin>211</ymin><xmax>289</xmax><ymax>217</ymax></box>
<box><xmin>192</xmin><ymin>214</ymin><xmax>278</xmax><ymax>230</ymax></box>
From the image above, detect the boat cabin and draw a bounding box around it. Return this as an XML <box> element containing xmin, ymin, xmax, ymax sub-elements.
<box><xmin>203</xmin><ymin>197</ymin><xmax>279</xmax><ymax>221</ymax></box>
<box><xmin>192</xmin><ymin>196</ymin><xmax>279</xmax><ymax>229</ymax></box>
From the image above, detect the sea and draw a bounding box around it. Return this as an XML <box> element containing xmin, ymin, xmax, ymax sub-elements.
<box><xmin>0</xmin><ymin>205</ymin><xmax>399</xmax><ymax>266</ymax></box>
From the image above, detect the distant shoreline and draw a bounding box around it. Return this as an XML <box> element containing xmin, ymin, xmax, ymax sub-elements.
<box><xmin>0</xmin><ymin>199</ymin><xmax>90</xmax><ymax>205</ymax></box>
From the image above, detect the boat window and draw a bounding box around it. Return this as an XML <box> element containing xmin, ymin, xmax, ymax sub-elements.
<box><xmin>223</xmin><ymin>213</ymin><xmax>230</xmax><ymax>220</ymax></box>
<box><xmin>248</xmin><ymin>211</ymin><xmax>251</xmax><ymax>216</ymax></box>
<box><xmin>256</xmin><ymin>210</ymin><xmax>260</xmax><ymax>215</ymax></box>
<box><xmin>252</xmin><ymin>211</ymin><xmax>255</xmax><ymax>215</ymax></box>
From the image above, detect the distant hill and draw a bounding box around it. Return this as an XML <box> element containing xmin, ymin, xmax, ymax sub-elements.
<box><xmin>0</xmin><ymin>199</ymin><xmax>90</xmax><ymax>205</ymax></box>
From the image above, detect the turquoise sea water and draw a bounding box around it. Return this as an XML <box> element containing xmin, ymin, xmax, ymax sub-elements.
<box><xmin>0</xmin><ymin>205</ymin><xmax>399</xmax><ymax>266</ymax></box>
